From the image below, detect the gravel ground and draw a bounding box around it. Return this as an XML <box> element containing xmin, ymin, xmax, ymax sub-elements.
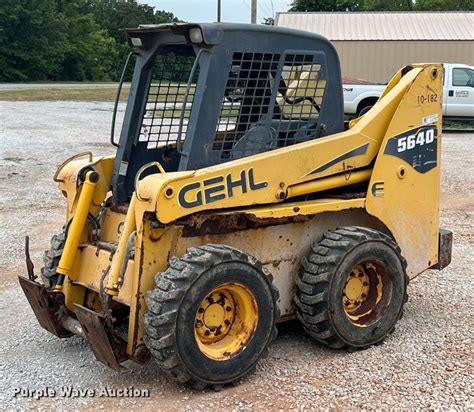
<box><xmin>0</xmin><ymin>101</ymin><xmax>473</xmax><ymax>409</ymax></box>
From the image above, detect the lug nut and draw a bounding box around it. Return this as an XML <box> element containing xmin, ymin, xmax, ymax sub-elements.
<box><xmin>198</xmin><ymin>307</ymin><xmax>205</xmax><ymax>313</ymax></box>
<box><xmin>361</xmin><ymin>293</ymin><xmax>366</xmax><ymax>298</ymax></box>
<box><xmin>363</xmin><ymin>282</ymin><xmax>369</xmax><ymax>286</ymax></box>
<box><xmin>225</xmin><ymin>319</ymin><xmax>231</xmax><ymax>325</ymax></box>
<box><xmin>195</xmin><ymin>320</ymin><xmax>202</xmax><ymax>328</ymax></box>
<box><xmin>225</xmin><ymin>306</ymin><xmax>232</xmax><ymax>312</ymax></box>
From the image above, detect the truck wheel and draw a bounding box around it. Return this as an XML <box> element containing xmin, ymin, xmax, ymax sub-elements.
<box><xmin>295</xmin><ymin>226</ymin><xmax>408</xmax><ymax>349</ymax></box>
<box><xmin>357</xmin><ymin>105</ymin><xmax>373</xmax><ymax>116</ymax></box>
<box><xmin>40</xmin><ymin>231</ymin><xmax>65</xmax><ymax>288</ymax></box>
<box><xmin>143</xmin><ymin>244</ymin><xmax>279</xmax><ymax>389</ymax></box>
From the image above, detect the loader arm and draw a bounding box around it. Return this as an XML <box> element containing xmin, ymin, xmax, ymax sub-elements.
<box><xmin>137</xmin><ymin>64</ymin><xmax>442</xmax><ymax>225</ymax></box>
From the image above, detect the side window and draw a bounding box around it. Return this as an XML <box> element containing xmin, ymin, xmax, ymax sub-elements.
<box><xmin>452</xmin><ymin>68</ymin><xmax>474</xmax><ymax>87</ymax></box>
<box><xmin>212</xmin><ymin>51</ymin><xmax>327</xmax><ymax>161</ymax></box>
<box><xmin>139</xmin><ymin>48</ymin><xmax>199</xmax><ymax>150</ymax></box>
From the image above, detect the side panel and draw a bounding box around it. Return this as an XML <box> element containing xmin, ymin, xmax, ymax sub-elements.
<box><xmin>366</xmin><ymin>65</ymin><xmax>443</xmax><ymax>278</ymax></box>
<box><xmin>126</xmin><ymin>209</ymin><xmax>390</xmax><ymax>353</ymax></box>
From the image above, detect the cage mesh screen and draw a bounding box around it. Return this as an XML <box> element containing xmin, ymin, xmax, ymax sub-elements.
<box><xmin>213</xmin><ymin>52</ymin><xmax>326</xmax><ymax>159</ymax></box>
<box><xmin>139</xmin><ymin>52</ymin><xmax>198</xmax><ymax>150</ymax></box>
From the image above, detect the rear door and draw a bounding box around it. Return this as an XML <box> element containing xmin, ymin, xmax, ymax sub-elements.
<box><xmin>445</xmin><ymin>66</ymin><xmax>474</xmax><ymax>118</ymax></box>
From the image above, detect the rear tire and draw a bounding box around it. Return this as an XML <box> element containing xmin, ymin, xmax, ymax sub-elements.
<box><xmin>143</xmin><ymin>244</ymin><xmax>279</xmax><ymax>389</ymax></box>
<box><xmin>41</xmin><ymin>231</ymin><xmax>65</xmax><ymax>288</ymax></box>
<box><xmin>295</xmin><ymin>226</ymin><xmax>408</xmax><ymax>350</ymax></box>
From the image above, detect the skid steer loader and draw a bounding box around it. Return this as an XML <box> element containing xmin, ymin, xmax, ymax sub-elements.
<box><xmin>19</xmin><ymin>23</ymin><xmax>452</xmax><ymax>389</ymax></box>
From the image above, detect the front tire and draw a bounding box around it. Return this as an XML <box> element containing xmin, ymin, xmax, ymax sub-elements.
<box><xmin>40</xmin><ymin>231</ymin><xmax>65</xmax><ymax>288</ymax></box>
<box><xmin>143</xmin><ymin>244</ymin><xmax>279</xmax><ymax>389</ymax></box>
<box><xmin>295</xmin><ymin>226</ymin><xmax>408</xmax><ymax>350</ymax></box>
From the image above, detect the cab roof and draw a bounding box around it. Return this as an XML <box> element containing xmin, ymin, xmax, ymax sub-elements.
<box><xmin>124</xmin><ymin>22</ymin><xmax>331</xmax><ymax>47</ymax></box>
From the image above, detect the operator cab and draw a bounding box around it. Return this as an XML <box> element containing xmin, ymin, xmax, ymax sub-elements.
<box><xmin>113</xmin><ymin>23</ymin><xmax>344</xmax><ymax>203</ymax></box>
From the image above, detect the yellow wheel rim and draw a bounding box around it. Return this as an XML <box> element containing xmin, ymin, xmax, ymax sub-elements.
<box><xmin>194</xmin><ymin>283</ymin><xmax>258</xmax><ymax>361</ymax></box>
<box><xmin>343</xmin><ymin>262</ymin><xmax>384</xmax><ymax>327</ymax></box>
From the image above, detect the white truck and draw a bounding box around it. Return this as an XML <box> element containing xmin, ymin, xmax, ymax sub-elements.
<box><xmin>343</xmin><ymin>63</ymin><xmax>474</xmax><ymax>119</ymax></box>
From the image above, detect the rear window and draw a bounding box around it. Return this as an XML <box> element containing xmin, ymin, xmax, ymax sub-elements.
<box><xmin>212</xmin><ymin>51</ymin><xmax>327</xmax><ymax>161</ymax></box>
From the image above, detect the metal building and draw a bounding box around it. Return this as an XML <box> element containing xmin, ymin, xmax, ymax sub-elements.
<box><xmin>275</xmin><ymin>12</ymin><xmax>474</xmax><ymax>83</ymax></box>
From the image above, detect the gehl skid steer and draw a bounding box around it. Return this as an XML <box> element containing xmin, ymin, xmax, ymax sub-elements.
<box><xmin>20</xmin><ymin>23</ymin><xmax>452</xmax><ymax>389</ymax></box>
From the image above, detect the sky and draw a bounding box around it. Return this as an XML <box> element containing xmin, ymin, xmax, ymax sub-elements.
<box><xmin>145</xmin><ymin>0</ymin><xmax>292</xmax><ymax>23</ymax></box>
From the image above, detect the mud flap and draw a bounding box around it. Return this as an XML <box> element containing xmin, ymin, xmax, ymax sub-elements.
<box><xmin>74</xmin><ymin>304</ymin><xmax>127</xmax><ymax>371</ymax></box>
<box><xmin>18</xmin><ymin>276</ymin><xmax>73</xmax><ymax>338</ymax></box>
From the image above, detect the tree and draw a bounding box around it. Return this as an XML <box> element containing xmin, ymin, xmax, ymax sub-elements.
<box><xmin>414</xmin><ymin>0</ymin><xmax>474</xmax><ymax>10</ymax></box>
<box><xmin>290</xmin><ymin>0</ymin><xmax>361</xmax><ymax>11</ymax></box>
<box><xmin>58</xmin><ymin>1</ymin><xmax>118</xmax><ymax>81</ymax></box>
<box><xmin>0</xmin><ymin>0</ymin><xmax>179</xmax><ymax>81</ymax></box>
<box><xmin>0</xmin><ymin>0</ymin><xmax>68</xmax><ymax>81</ymax></box>
<box><xmin>82</xmin><ymin>0</ymin><xmax>179</xmax><ymax>79</ymax></box>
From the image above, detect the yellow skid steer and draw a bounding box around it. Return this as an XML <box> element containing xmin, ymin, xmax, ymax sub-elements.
<box><xmin>19</xmin><ymin>23</ymin><xmax>452</xmax><ymax>389</ymax></box>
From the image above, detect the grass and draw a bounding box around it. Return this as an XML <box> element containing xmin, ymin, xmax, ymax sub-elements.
<box><xmin>3</xmin><ymin>156</ymin><xmax>24</xmax><ymax>162</ymax></box>
<box><xmin>0</xmin><ymin>83</ymin><xmax>192</xmax><ymax>102</ymax></box>
<box><xmin>443</xmin><ymin>119</ymin><xmax>474</xmax><ymax>131</ymax></box>
<box><xmin>0</xmin><ymin>87</ymin><xmax>131</xmax><ymax>102</ymax></box>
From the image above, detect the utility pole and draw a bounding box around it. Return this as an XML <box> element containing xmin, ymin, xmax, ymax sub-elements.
<box><xmin>217</xmin><ymin>0</ymin><xmax>222</xmax><ymax>22</ymax></box>
<box><xmin>251</xmin><ymin>0</ymin><xmax>257</xmax><ymax>24</ymax></box>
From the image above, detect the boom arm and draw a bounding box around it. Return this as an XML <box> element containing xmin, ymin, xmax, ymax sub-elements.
<box><xmin>137</xmin><ymin>64</ymin><xmax>442</xmax><ymax>225</ymax></box>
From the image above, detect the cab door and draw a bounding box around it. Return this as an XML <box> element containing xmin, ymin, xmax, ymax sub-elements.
<box><xmin>445</xmin><ymin>66</ymin><xmax>474</xmax><ymax>118</ymax></box>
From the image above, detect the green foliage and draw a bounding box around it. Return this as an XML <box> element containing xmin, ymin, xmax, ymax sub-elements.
<box><xmin>414</xmin><ymin>0</ymin><xmax>474</xmax><ymax>10</ymax></box>
<box><xmin>0</xmin><ymin>0</ymin><xmax>68</xmax><ymax>81</ymax></box>
<box><xmin>290</xmin><ymin>0</ymin><xmax>361</xmax><ymax>11</ymax></box>
<box><xmin>60</xmin><ymin>2</ymin><xmax>118</xmax><ymax>81</ymax></box>
<box><xmin>83</xmin><ymin>0</ymin><xmax>178</xmax><ymax>44</ymax></box>
<box><xmin>80</xmin><ymin>0</ymin><xmax>179</xmax><ymax>79</ymax></box>
<box><xmin>0</xmin><ymin>0</ymin><xmax>178</xmax><ymax>82</ymax></box>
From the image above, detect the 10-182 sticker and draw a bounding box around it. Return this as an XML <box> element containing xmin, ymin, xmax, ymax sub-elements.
<box><xmin>384</xmin><ymin>126</ymin><xmax>438</xmax><ymax>173</ymax></box>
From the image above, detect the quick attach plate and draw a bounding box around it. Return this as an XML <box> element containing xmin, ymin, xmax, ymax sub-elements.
<box><xmin>18</xmin><ymin>276</ymin><xmax>72</xmax><ymax>338</ymax></box>
<box><xmin>74</xmin><ymin>304</ymin><xmax>127</xmax><ymax>371</ymax></box>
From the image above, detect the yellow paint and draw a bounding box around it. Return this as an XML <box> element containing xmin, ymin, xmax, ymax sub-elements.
<box><xmin>56</xmin><ymin>171</ymin><xmax>98</xmax><ymax>278</ymax></box>
<box><xmin>104</xmin><ymin>194</ymin><xmax>137</xmax><ymax>295</ymax></box>
<box><xmin>343</xmin><ymin>265</ymin><xmax>370</xmax><ymax>315</ymax></box>
<box><xmin>343</xmin><ymin>262</ymin><xmax>385</xmax><ymax>327</ymax></box>
<box><xmin>137</xmin><ymin>66</ymin><xmax>425</xmax><ymax>225</ymax></box>
<box><xmin>286</xmin><ymin>169</ymin><xmax>372</xmax><ymax>199</ymax></box>
<box><xmin>365</xmin><ymin>64</ymin><xmax>443</xmax><ymax>277</ymax></box>
<box><xmin>194</xmin><ymin>283</ymin><xmax>258</xmax><ymax>361</ymax></box>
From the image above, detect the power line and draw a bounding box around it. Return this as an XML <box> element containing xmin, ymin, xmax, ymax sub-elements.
<box><xmin>262</xmin><ymin>0</ymin><xmax>274</xmax><ymax>16</ymax></box>
<box><xmin>259</xmin><ymin>1</ymin><xmax>272</xmax><ymax>17</ymax></box>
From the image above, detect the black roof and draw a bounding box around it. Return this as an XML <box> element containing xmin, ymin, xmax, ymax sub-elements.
<box><xmin>124</xmin><ymin>22</ymin><xmax>331</xmax><ymax>47</ymax></box>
